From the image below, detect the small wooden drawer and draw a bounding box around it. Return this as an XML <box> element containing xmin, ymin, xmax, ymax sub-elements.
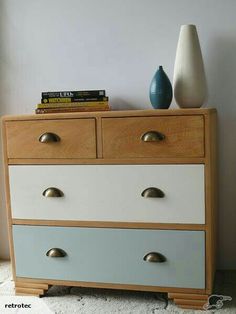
<box><xmin>9</xmin><ymin>164</ymin><xmax>205</xmax><ymax>224</ymax></box>
<box><xmin>5</xmin><ymin>119</ymin><xmax>96</xmax><ymax>159</ymax></box>
<box><xmin>13</xmin><ymin>226</ymin><xmax>205</xmax><ymax>289</ymax></box>
<box><xmin>102</xmin><ymin>116</ymin><xmax>204</xmax><ymax>158</ymax></box>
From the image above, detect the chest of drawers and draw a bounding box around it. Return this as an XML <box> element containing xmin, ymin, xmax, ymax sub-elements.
<box><xmin>2</xmin><ymin>109</ymin><xmax>216</xmax><ymax>310</ymax></box>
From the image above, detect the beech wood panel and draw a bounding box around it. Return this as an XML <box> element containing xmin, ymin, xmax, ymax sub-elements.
<box><xmin>15</xmin><ymin>281</ymin><xmax>49</xmax><ymax>297</ymax></box>
<box><xmin>8</xmin><ymin>157</ymin><xmax>205</xmax><ymax>165</ymax></box>
<box><xmin>204</xmin><ymin>111</ymin><xmax>217</xmax><ymax>292</ymax></box>
<box><xmin>5</xmin><ymin>118</ymin><xmax>96</xmax><ymax>159</ymax></box>
<box><xmin>1</xmin><ymin>108</ymin><xmax>216</xmax><ymax>122</ymax></box>
<box><xmin>102</xmin><ymin>116</ymin><xmax>204</xmax><ymax>158</ymax></box>
<box><xmin>1</xmin><ymin>118</ymin><xmax>16</xmax><ymax>281</ymax></box>
<box><xmin>16</xmin><ymin>277</ymin><xmax>206</xmax><ymax>294</ymax></box>
<box><xmin>15</xmin><ymin>282</ymin><xmax>49</xmax><ymax>290</ymax></box>
<box><xmin>168</xmin><ymin>292</ymin><xmax>208</xmax><ymax>300</ymax></box>
<box><xmin>15</xmin><ymin>287</ymin><xmax>45</xmax><ymax>295</ymax></box>
<box><xmin>168</xmin><ymin>292</ymin><xmax>209</xmax><ymax>310</ymax></box>
<box><xmin>12</xmin><ymin>219</ymin><xmax>207</xmax><ymax>230</ymax></box>
<box><xmin>95</xmin><ymin>117</ymin><xmax>103</xmax><ymax>158</ymax></box>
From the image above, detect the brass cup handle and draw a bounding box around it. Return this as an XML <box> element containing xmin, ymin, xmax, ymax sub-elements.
<box><xmin>143</xmin><ymin>252</ymin><xmax>166</xmax><ymax>263</ymax></box>
<box><xmin>141</xmin><ymin>187</ymin><xmax>165</xmax><ymax>198</ymax></box>
<box><xmin>43</xmin><ymin>187</ymin><xmax>64</xmax><ymax>197</ymax></box>
<box><xmin>39</xmin><ymin>132</ymin><xmax>60</xmax><ymax>143</ymax></box>
<box><xmin>141</xmin><ymin>131</ymin><xmax>165</xmax><ymax>142</ymax></box>
<box><xmin>46</xmin><ymin>248</ymin><xmax>67</xmax><ymax>257</ymax></box>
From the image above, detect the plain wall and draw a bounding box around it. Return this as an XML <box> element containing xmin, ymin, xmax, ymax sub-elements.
<box><xmin>0</xmin><ymin>0</ymin><xmax>236</xmax><ymax>269</ymax></box>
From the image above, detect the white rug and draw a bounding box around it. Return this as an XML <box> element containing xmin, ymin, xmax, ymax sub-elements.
<box><xmin>0</xmin><ymin>261</ymin><xmax>235</xmax><ymax>313</ymax></box>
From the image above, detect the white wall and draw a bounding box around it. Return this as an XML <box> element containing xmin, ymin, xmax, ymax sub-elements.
<box><xmin>0</xmin><ymin>0</ymin><xmax>236</xmax><ymax>269</ymax></box>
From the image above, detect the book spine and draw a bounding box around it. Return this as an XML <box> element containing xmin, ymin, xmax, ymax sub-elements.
<box><xmin>37</xmin><ymin>101</ymin><xmax>109</xmax><ymax>109</ymax></box>
<box><xmin>41</xmin><ymin>96</ymin><xmax>108</xmax><ymax>104</ymax></box>
<box><xmin>42</xmin><ymin>90</ymin><xmax>106</xmax><ymax>98</ymax></box>
<box><xmin>35</xmin><ymin>106</ymin><xmax>110</xmax><ymax>114</ymax></box>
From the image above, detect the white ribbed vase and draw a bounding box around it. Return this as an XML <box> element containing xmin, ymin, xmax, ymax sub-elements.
<box><xmin>173</xmin><ymin>24</ymin><xmax>207</xmax><ymax>108</ymax></box>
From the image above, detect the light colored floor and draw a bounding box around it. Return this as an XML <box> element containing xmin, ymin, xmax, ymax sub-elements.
<box><xmin>0</xmin><ymin>261</ymin><xmax>235</xmax><ymax>313</ymax></box>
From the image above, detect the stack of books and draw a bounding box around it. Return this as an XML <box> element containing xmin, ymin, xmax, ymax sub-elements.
<box><xmin>35</xmin><ymin>90</ymin><xmax>110</xmax><ymax>114</ymax></box>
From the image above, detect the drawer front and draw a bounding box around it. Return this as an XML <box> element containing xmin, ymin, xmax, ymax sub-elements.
<box><xmin>13</xmin><ymin>226</ymin><xmax>205</xmax><ymax>289</ymax></box>
<box><xmin>5</xmin><ymin>119</ymin><xmax>96</xmax><ymax>159</ymax></box>
<box><xmin>102</xmin><ymin>116</ymin><xmax>204</xmax><ymax>158</ymax></box>
<box><xmin>9</xmin><ymin>165</ymin><xmax>205</xmax><ymax>224</ymax></box>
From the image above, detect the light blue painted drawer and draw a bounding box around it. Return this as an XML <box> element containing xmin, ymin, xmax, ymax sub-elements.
<box><xmin>13</xmin><ymin>226</ymin><xmax>205</xmax><ymax>289</ymax></box>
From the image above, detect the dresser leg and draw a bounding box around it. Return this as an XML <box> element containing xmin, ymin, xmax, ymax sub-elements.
<box><xmin>15</xmin><ymin>281</ymin><xmax>50</xmax><ymax>297</ymax></box>
<box><xmin>168</xmin><ymin>292</ymin><xmax>209</xmax><ymax>310</ymax></box>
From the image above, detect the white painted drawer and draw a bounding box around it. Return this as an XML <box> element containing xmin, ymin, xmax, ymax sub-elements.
<box><xmin>9</xmin><ymin>165</ymin><xmax>205</xmax><ymax>223</ymax></box>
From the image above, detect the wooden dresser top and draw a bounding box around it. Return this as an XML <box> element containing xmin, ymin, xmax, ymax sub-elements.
<box><xmin>2</xmin><ymin>108</ymin><xmax>216</xmax><ymax>121</ymax></box>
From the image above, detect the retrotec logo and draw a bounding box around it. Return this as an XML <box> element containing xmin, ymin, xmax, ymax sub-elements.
<box><xmin>0</xmin><ymin>296</ymin><xmax>53</xmax><ymax>313</ymax></box>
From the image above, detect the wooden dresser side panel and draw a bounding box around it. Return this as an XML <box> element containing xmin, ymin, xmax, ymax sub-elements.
<box><xmin>204</xmin><ymin>111</ymin><xmax>217</xmax><ymax>293</ymax></box>
<box><xmin>1</xmin><ymin>119</ymin><xmax>16</xmax><ymax>280</ymax></box>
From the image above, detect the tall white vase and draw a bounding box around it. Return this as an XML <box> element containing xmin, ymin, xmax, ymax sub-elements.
<box><xmin>173</xmin><ymin>24</ymin><xmax>207</xmax><ymax>108</ymax></box>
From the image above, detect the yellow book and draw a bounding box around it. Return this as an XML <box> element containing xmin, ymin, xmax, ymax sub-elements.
<box><xmin>35</xmin><ymin>106</ymin><xmax>110</xmax><ymax>114</ymax></box>
<box><xmin>42</xmin><ymin>96</ymin><xmax>108</xmax><ymax>103</ymax></box>
<box><xmin>37</xmin><ymin>101</ymin><xmax>109</xmax><ymax>109</ymax></box>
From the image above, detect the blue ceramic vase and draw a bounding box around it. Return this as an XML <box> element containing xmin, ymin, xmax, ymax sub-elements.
<box><xmin>149</xmin><ymin>66</ymin><xmax>173</xmax><ymax>109</ymax></box>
